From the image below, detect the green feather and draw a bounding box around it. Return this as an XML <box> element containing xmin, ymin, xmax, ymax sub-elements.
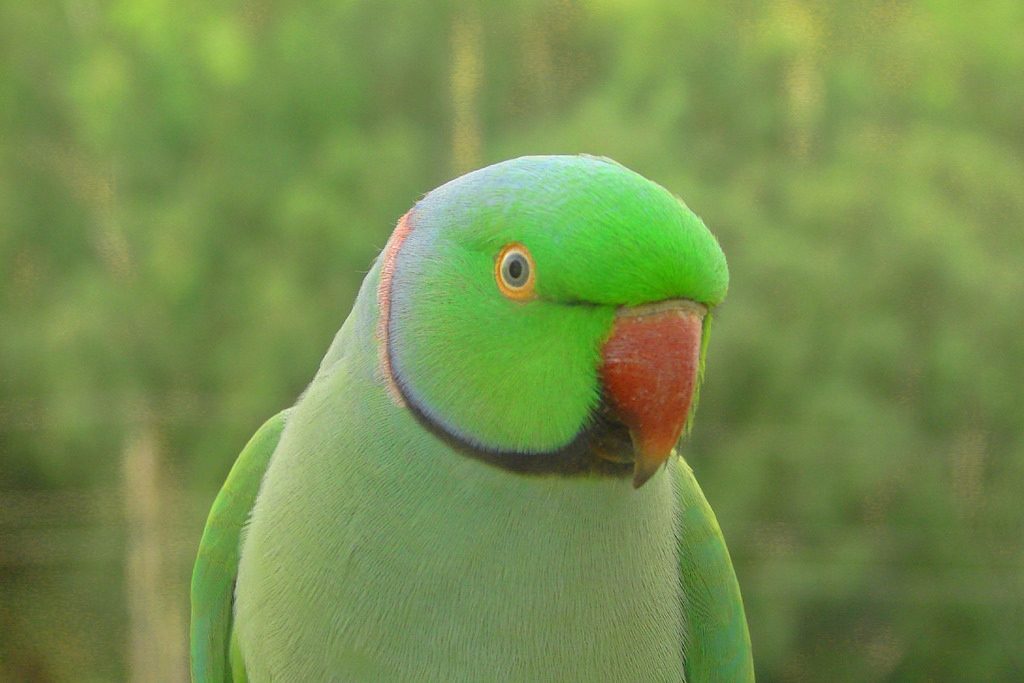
<box><xmin>676</xmin><ymin>457</ymin><xmax>755</xmax><ymax>681</ymax></box>
<box><xmin>190</xmin><ymin>410</ymin><xmax>289</xmax><ymax>682</ymax></box>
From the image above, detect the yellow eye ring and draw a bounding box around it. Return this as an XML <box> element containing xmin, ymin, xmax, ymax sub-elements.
<box><xmin>495</xmin><ymin>243</ymin><xmax>536</xmax><ymax>301</ymax></box>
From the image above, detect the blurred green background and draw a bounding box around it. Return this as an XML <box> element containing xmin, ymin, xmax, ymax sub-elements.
<box><xmin>2</xmin><ymin>0</ymin><xmax>1022</xmax><ymax>680</ymax></box>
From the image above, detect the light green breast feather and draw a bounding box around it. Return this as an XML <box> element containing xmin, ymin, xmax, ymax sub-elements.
<box><xmin>190</xmin><ymin>154</ymin><xmax>753</xmax><ymax>681</ymax></box>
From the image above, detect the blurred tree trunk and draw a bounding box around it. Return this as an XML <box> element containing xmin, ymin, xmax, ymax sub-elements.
<box><xmin>122</xmin><ymin>417</ymin><xmax>186</xmax><ymax>682</ymax></box>
<box><xmin>450</xmin><ymin>6</ymin><xmax>483</xmax><ymax>174</ymax></box>
<box><xmin>778</xmin><ymin>0</ymin><xmax>823</xmax><ymax>159</ymax></box>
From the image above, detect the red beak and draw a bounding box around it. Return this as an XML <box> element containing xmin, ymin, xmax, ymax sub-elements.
<box><xmin>599</xmin><ymin>299</ymin><xmax>706</xmax><ymax>488</ymax></box>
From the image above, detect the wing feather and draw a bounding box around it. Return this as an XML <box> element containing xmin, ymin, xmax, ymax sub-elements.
<box><xmin>676</xmin><ymin>458</ymin><xmax>755</xmax><ymax>682</ymax></box>
<box><xmin>190</xmin><ymin>410</ymin><xmax>289</xmax><ymax>682</ymax></box>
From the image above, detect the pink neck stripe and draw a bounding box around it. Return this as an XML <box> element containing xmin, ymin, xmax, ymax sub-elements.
<box><xmin>376</xmin><ymin>210</ymin><xmax>414</xmax><ymax>406</ymax></box>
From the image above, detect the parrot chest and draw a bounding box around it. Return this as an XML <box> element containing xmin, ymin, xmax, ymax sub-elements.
<box><xmin>235</xmin><ymin>446</ymin><xmax>687</xmax><ymax>682</ymax></box>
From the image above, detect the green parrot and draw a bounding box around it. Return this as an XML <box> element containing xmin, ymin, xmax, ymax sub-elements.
<box><xmin>191</xmin><ymin>155</ymin><xmax>753</xmax><ymax>681</ymax></box>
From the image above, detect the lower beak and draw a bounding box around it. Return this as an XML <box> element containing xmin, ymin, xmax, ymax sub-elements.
<box><xmin>599</xmin><ymin>299</ymin><xmax>706</xmax><ymax>488</ymax></box>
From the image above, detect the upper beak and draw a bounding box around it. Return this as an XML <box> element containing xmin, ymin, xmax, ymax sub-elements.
<box><xmin>599</xmin><ymin>299</ymin><xmax>706</xmax><ymax>488</ymax></box>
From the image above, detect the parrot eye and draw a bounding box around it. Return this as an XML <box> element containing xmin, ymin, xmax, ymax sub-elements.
<box><xmin>495</xmin><ymin>243</ymin><xmax>536</xmax><ymax>300</ymax></box>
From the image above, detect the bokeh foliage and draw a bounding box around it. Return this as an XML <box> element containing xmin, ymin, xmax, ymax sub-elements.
<box><xmin>1</xmin><ymin>0</ymin><xmax>1022</xmax><ymax>680</ymax></box>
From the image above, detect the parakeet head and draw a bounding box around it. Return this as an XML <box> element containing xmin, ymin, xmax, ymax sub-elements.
<box><xmin>378</xmin><ymin>155</ymin><xmax>728</xmax><ymax>487</ymax></box>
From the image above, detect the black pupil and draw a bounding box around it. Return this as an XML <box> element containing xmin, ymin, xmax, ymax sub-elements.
<box><xmin>507</xmin><ymin>257</ymin><xmax>524</xmax><ymax>281</ymax></box>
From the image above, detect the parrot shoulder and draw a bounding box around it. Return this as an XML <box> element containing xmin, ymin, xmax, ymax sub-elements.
<box><xmin>190</xmin><ymin>409</ymin><xmax>290</xmax><ymax>682</ymax></box>
<box><xmin>675</xmin><ymin>458</ymin><xmax>755</xmax><ymax>682</ymax></box>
